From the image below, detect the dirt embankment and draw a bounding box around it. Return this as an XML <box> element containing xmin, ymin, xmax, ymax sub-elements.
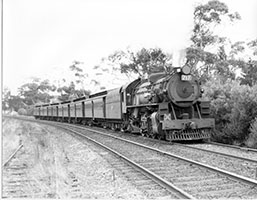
<box><xmin>2</xmin><ymin>117</ymin><xmax>23</xmax><ymax>162</ymax></box>
<box><xmin>2</xmin><ymin>118</ymin><xmax>148</xmax><ymax>199</ymax></box>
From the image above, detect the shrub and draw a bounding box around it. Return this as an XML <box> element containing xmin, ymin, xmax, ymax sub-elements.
<box><xmin>17</xmin><ymin>108</ymin><xmax>27</xmax><ymax>115</ymax></box>
<box><xmin>245</xmin><ymin>118</ymin><xmax>257</xmax><ymax>148</ymax></box>
<box><xmin>203</xmin><ymin>79</ymin><xmax>257</xmax><ymax>144</ymax></box>
<box><xmin>26</xmin><ymin>107</ymin><xmax>34</xmax><ymax>116</ymax></box>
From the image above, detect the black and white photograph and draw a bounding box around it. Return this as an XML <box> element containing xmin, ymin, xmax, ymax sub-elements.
<box><xmin>2</xmin><ymin>0</ymin><xmax>257</xmax><ymax>199</ymax></box>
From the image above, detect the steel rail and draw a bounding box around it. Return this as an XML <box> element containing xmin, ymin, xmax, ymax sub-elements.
<box><xmin>3</xmin><ymin>144</ymin><xmax>23</xmax><ymax>167</ymax></box>
<box><xmin>207</xmin><ymin>141</ymin><xmax>257</xmax><ymax>153</ymax></box>
<box><xmin>59</xmin><ymin>123</ymin><xmax>257</xmax><ymax>187</ymax></box>
<box><xmin>173</xmin><ymin>142</ymin><xmax>257</xmax><ymax>164</ymax></box>
<box><xmin>7</xmin><ymin>117</ymin><xmax>257</xmax><ymax>187</ymax></box>
<box><xmin>8</xmin><ymin>116</ymin><xmax>257</xmax><ymax>152</ymax></box>
<box><xmin>53</xmin><ymin>125</ymin><xmax>195</xmax><ymax>199</ymax></box>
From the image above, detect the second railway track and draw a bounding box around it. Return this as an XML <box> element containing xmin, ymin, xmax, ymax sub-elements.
<box><xmin>59</xmin><ymin>120</ymin><xmax>257</xmax><ymax>180</ymax></box>
<box><xmin>86</xmin><ymin>124</ymin><xmax>257</xmax><ymax>180</ymax></box>
<box><xmin>39</xmin><ymin>120</ymin><xmax>257</xmax><ymax>199</ymax></box>
<box><xmin>2</xmin><ymin>144</ymin><xmax>49</xmax><ymax>198</ymax></box>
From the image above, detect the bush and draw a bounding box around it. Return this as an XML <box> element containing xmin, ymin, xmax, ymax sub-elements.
<box><xmin>17</xmin><ymin>108</ymin><xmax>27</xmax><ymax>115</ymax></box>
<box><xmin>26</xmin><ymin>107</ymin><xmax>34</xmax><ymax>116</ymax></box>
<box><xmin>245</xmin><ymin>118</ymin><xmax>257</xmax><ymax>148</ymax></box>
<box><xmin>203</xmin><ymin>79</ymin><xmax>257</xmax><ymax>144</ymax></box>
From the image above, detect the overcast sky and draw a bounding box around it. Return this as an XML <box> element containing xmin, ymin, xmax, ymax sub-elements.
<box><xmin>3</xmin><ymin>0</ymin><xmax>257</xmax><ymax>94</ymax></box>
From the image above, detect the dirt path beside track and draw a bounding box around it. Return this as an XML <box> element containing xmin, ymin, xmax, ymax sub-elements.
<box><xmin>2</xmin><ymin>117</ymin><xmax>148</xmax><ymax>199</ymax></box>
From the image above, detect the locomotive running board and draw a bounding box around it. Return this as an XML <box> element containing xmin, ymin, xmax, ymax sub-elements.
<box><xmin>126</xmin><ymin>103</ymin><xmax>158</xmax><ymax>108</ymax></box>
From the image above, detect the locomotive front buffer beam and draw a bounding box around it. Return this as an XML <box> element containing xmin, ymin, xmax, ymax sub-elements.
<box><xmin>161</xmin><ymin>115</ymin><xmax>215</xmax><ymax>141</ymax></box>
<box><xmin>162</xmin><ymin>114</ymin><xmax>215</xmax><ymax>130</ymax></box>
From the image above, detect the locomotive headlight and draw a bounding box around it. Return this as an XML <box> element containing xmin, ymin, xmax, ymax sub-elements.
<box><xmin>182</xmin><ymin>65</ymin><xmax>191</xmax><ymax>75</ymax></box>
<box><xmin>176</xmin><ymin>68</ymin><xmax>181</xmax><ymax>73</ymax></box>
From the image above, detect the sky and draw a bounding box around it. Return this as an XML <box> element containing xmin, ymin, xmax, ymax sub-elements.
<box><xmin>2</xmin><ymin>0</ymin><xmax>257</xmax><ymax>95</ymax></box>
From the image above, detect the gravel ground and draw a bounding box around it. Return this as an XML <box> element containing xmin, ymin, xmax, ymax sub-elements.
<box><xmin>188</xmin><ymin>143</ymin><xmax>257</xmax><ymax>161</ymax></box>
<box><xmin>2</xmin><ymin>117</ymin><xmax>22</xmax><ymax>162</ymax></box>
<box><xmin>68</xmin><ymin>127</ymin><xmax>257</xmax><ymax>199</ymax></box>
<box><xmin>90</xmin><ymin>128</ymin><xmax>257</xmax><ymax>180</ymax></box>
<box><xmin>153</xmin><ymin>142</ymin><xmax>257</xmax><ymax>179</ymax></box>
<box><xmin>2</xmin><ymin>117</ymin><xmax>152</xmax><ymax>199</ymax></box>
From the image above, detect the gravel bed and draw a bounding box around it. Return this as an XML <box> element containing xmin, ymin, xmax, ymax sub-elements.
<box><xmin>87</xmin><ymin>127</ymin><xmax>257</xmax><ymax>180</ymax></box>
<box><xmin>3</xmin><ymin>146</ymin><xmax>46</xmax><ymax>198</ymax></box>
<box><xmin>2</xmin><ymin>118</ymin><xmax>149</xmax><ymax>199</ymax></box>
<box><xmin>7</xmin><ymin>118</ymin><xmax>257</xmax><ymax>199</ymax></box>
<box><xmin>73</xmin><ymin>128</ymin><xmax>257</xmax><ymax>199</ymax></box>
<box><xmin>50</xmin><ymin>125</ymin><xmax>180</xmax><ymax>199</ymax></box>
<box><xmin>2</xmin><ymin>118</ymin><xmax>23</xmax><ymax>162</ymax></box>
<box><xmin>187</xmin><ymin>143</ymin><xmax>257</xmax><ymax>161</ymax></box>
<box><xmin>160</xmin><ymin>144</ymin><xmax>257</xmax><ymax>179</ymax></box>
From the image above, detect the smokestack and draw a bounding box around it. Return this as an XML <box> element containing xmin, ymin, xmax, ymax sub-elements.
<box><xmin>172</xmin><ymin>48</ymin><xmax>187</xmax><ymax>68</ymax></box>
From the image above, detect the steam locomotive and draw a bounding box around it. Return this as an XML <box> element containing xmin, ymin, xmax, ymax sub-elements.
<box><xmin>34</xmin><ymin>64</ymin><xmax>215</xmax><ymax>141</ymax></box>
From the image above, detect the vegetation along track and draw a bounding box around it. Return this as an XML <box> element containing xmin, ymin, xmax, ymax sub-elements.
<box><xmin>30</xmin><ymin>119</ymin><xmax>257</xmax><ymax>199</ymax></box>
<box><xmin>2</xmin><ymin>144</ymin><xmax>48</xmax><ymax>198</ymax></box>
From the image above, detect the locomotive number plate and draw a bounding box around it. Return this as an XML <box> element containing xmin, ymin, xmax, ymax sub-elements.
<box><xmin>181</xmin><ymin>75</ymin><xmax>192</xmax><ymax>81</ymax></box>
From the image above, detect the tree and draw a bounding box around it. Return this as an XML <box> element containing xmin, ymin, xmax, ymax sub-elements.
<box><xmin>107</xmin><ymin>47</ymin><xmax>172</xmax><ymax>77</ymax></box>
<box><xmin>69</xmin><ymin>60</ymin><xmax>90</xmax><ymax>96</ymax></box>
<box><xmin>238</xmin><ymin>39</ymin><xmax>257</xmax><ymax>86</ymax></box>
<box><xmin>18</xmin><ymin>78</ymin><xmax>56</xmax><ymax>105</ymax></box>
<box><xmin>240</xmin><ymin>59</ymin><xmax>257</xmax><ymax>86</ymax></box>
<box><xmin>56</xmin><ymin>61</ymin><xmax>91</xmax><ymax>101</ymax></box>
<box><xmin>2</xmin><ymin>87</ymin><xmax>11</xmax><ymax>111</ymax></box>
<box><xmin>247</xmin><ymin>39</ymin><xmax>257</xmax><ymax>56</ymax></box>
<box><xmin>221</xmin><ymin>38</ymin><xmax>257</xmax><ymax>86</ymax></box>
<box><xmin>187</xmin><ymin>0</ymin><xmax>241</xmax><ymax>82</ymax></box>
<box><xmin>191</xmin><ymin>0</ymin><xmax>240</xmax><ymax>50</ymax></box>
<box><xmin>3</xmin><ymin>87</ymin><xmax>30</xmax><ymax>112</ymax></box>
<box><xmin>57</xmin><ymin>81</ymin><xmax>75</xmax><ymax>101</ymax></box>
<box><xmin>7</xmin><ymin>95</ymin><xmax>24</xmax><ymax>112</ymax></box>
<box><xmin>57</xmin><ymin>81</ymin><xmax>90</xmax><ymax>101</ymax></box>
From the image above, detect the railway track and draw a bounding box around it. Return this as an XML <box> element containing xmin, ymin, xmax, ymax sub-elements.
<box><xmin>63</xmin><ymin>121</ymin><xmax>257</xmax><ymax>180</ymax></box>
<box><xmin>7</xmin><ymin>117</ymin><xmax>257</xmax><ymax>179</ymax></box>
<box><xmin>42</xmin><ymin>126</ymin><xmax>176</xmax><ymax>199</ymax></box>
<box><xmin>207</xmin><ymin>141</ymin><xmax>257</xmax><ymax>153</ymax></box>
<box><xmin>5</xmin><ymin>116</ymin><xmax>257</xmax><ymax>198</ymax></box>
<box><xmin>3</xmin><ymin>144</ymin><xmax>24</xmax><ymax>167</ymax></box>
<box><xmin>5</xmin><ymin>117</ymin><xmax>190</xmax><ymax>199</ymax></box>
<box><xmin>168</xmin><ymin>142</ymin><xmax>257</xmax><ymax>179</ymax></box>
<box><xmin>42</xmin><ymin>126</ymin><xmax>194</xmax><ymax>199</ymax></box>
<box><xmin>40</xmin><ymin>121</ymin><xmax>257</xmax><ymax>199</ymax></box>
<box><xmin>93</xmin><ymin>124</ymin><xmax>257</xmax><ymax>179</ymax></box>
<box><xmin>2</xmin><ymin>144</ymin><xmax>47</xmax><ymax>198</ymax></box>
<box><xmin>179</xmin><ymin>143</ymin><xmax>257</xmax><ymax>163</ymax></box>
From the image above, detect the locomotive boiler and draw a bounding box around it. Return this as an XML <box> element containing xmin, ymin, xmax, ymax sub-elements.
<box><xmin>126</xmin><ymin>64</ymin><xmax>215</xmax><ymax>141</ymax></box>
